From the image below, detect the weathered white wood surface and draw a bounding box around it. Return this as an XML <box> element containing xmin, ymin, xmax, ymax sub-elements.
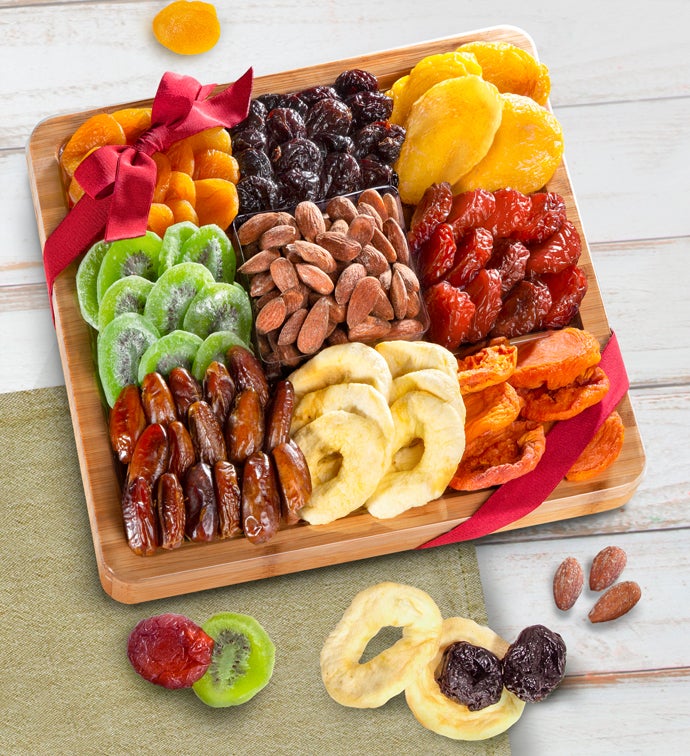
<box><xmin>1</xmin><ymin>0</ymin><xmax>689</xmax><ymax>752</ymax></box>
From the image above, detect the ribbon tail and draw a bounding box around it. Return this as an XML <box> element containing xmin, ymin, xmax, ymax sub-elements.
<box><xmin>203</xmin><ymin>67</ymin><xmax>253</xmax><ymax>125</ymax></box>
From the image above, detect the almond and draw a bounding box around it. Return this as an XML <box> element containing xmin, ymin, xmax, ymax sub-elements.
<box><xmin>315</xmin><ymin>231</ymin><xmax>361</xmax><ymax>262</ymax></box>
<box><xmin>357</xmin><ymin>244</ymin><xmax>389</xmax><ymax>276</ymax></box>
<box><xmin>260</xmin><ymin>223</ymin><xmax>299</xmax><ymax>250</ymax></box>
<box><xmin>392</xmin><ymin>262</ymin><xmax>420</xmax><ymax>292</ymax></box>
<box><xmin>326</xmin><ymin>195</ymin><xmax>358</xmax><ymax>224</ymax></box>
<box><xmin>329</xmin><ymin>218</ymin><xmax>350</xmax><ymax>235</ymax></box>
<box><xmin>346</xmin><ymin>214</ymin><xmax>376</xmax><ymax>245</ymax></box>
<box><xmin>588</xmin><ymin>581</ymin><xmax>641</xmax><ymax>623</ymax></box>
<box><xmin>291</xmin><ymin>239</ymin><xmax>337</xmax><ymax>273</ymax></box>
<box><xmin>327</xmin><ymin>326</ymin><xmax>349</xmax><ymax>345</ymax></box>
<box><xmin>255</xmin><ymin>296</ymin><xmax>287</xmax><ymax>335</ymax></box>
<box><xmin>270</xmin><ymin>256</ymin><xmax>300</xmax><ymax>292</ymax></box>
<box><xmin>383</xmin><ymin>218</ymin><xmax>410</xmax><ymax>265</ymax></box>
<box><xmin>347</xmin><ymin>276</ymin><xmax>381</xmax><ymax>328</ymax></box>
<box><xmin>254</xmin><ymin>288</ymin><xmax>281</xmax><ymax>311</ymax></box>
<box><xmin>371</xmin><ymin>288</ymin><xmax>394</xmax><ymax>320</ymax></box>
<box><xmin>295</xmin><ymin>263</ymin><xmax>334</xmax><ymax>295</ymax></box>
<box><xmin>387</xmin><ymin>318</ymin><xmax>426</xmax><ymax>340</ymax></box>
<box><xmin>277</xmin><ymin>308</ymin><xmax>308</xmax><ymax>346</ymax></box>
<box><xmin>358</xmin><ymin>188</ymin><xmax>388</xmax><ymax>220</ymax></box>
<box><xmin>406</xmin><ymin>290</ymin><xmax>422</xmax><ymax>318</ymax></box>
<box><xmin>237</xmin><ymin>248</ymin><xmax>281</xmax><ymax>275</ymax></box>
<box><xmin>357</xmin><ymin>201</ymin><xmax>384</xmax><ymax>230</ymax></box>
<box><xmin>237</xmin><ymin>212</ymin><xmax>280</xmax><ymax>245</ymax></box>
<box><xmin>249</xmin><ymin>271</ymin><xmax>277</xmax><ymax>298</ymax></box>
<box><xmin>382</xmin><ymin>192</ymin><xmax>402</xmax><ymax>225</ymax></box>
<box><xmin>297</xmin><ymin>296</ymin><xmax>330</xmax><ymax>355</ymax></box>
<box><xmin>390</xmin><ymin>269</ymin><xmax>409</xmax><ymax>319</ymax></box>
<box><xmin>294</xmin><ymin>201</ymin><xmax>326</xmax><ymax>241</ymax></box>
<box><xmin>589</xmin><ymin>545</ymin><xmax>627</xmax><ymax>591</ymax></box>
<box><xmin>281</xmin><ymin>285</ymin><xmax>308</xmax><ymax>314</ymax></box>
<box><xmin>334</xmin><ymin>262</ymin><xmax>367</xmax><ymax>305</ymax></box>
<box><xmin>348</xmin><ymin>315</ymin><xmax>392</xmax><ymax>342</ymax></box>
<box><xmin>553</xmin><ymin>557</ymin><xmax>584</xmax><ymax>611</ymax></box>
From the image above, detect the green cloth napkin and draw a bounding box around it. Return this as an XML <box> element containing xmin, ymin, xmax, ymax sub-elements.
<box><xmin>0</xmin><ymin>387</ymin><xmax>510</xmax><ymax>756</ymax></box>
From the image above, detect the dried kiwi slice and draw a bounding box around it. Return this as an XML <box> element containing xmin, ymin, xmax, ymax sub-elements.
<box><xmin>192</xmin><ymin>612</ymin><xmax>275</xmax><ymax>707</ymax></box>
<box><xmin>76</xmin><ymin>239</ymin><xmax>111</xmax><ymax>328</ymax></box>
<box><xmin>157</xmin><ymin>221</ymin><xmax>199</xmax><ymax>276</ymax></box>
<box><xmin>97</xmin><ymin>313</ymin><xmax>160</xmax><ymax>406</ymax></box>
<box><xmin>137</xmin><ymin>330</ymin><xmax>204</xmax><ymax>383</ymax></box>
<box><xmin>178</xmin><ymin>224</ymin><xmax>236</xmax><ymax>283</ymax></box>
<box><xmin>96</xmin><ymin>231</ymin><xmax>162</xmax><ymax>304</ymax></box>
<box><xmin>191</xmin><ymin>330</ymin><xmax>252</xmax><ymax>382</ymax></box>
<box><xmin>144</xmin><ymin>262</ymin><xmax>215</xmax><ymax>335</ymax></box>
<box><xmin>182</xmin><ymin>282</ymin><xmax>252</xmax><ymax>343</ymax></box>
<box><xmin>97</xmin><ymin>275</ymin><xmax>154</xmax><ymax>331</ymax></box>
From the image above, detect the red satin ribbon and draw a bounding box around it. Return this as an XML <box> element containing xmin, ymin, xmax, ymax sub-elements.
<box><xmin>417</xmin><ymin>330</ymin><xmax>630</xmax><ymax>547</ymax></box>
<box><xmin>42</xmin><ymin>67</ymin><xmax>253</xmax><ymax>314</ymax></box>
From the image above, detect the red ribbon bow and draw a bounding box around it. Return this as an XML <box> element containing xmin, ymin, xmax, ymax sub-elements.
<box><xmin>42</xmin><ymin>68</ymin><xmax>253</xmax><ymax>316</ymax></box>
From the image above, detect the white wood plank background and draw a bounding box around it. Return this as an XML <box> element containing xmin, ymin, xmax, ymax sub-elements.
<box><xmin>1</xmin><ymin>0</ymin><xmax>689</xmax><ymax>753</ymax></box>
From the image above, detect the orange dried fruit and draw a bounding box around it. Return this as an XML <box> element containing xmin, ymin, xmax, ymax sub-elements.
<box><xmin>455</xmin><ymin>40</ymin><xmax>551</xmax><ymax>105</ymax></box>
<box><xmin>193</xmin><ymin>149</ymin><xmax>240</xmax><ymax>182</ymax></box>
<box><xmin>454</xmin><ymin>93</ymin><xmax>564</xmax><ymax>195</ymax></box>
<box><xmin>517</xmin><ymin>366</ymin><xmax>610</xmax><ymax>422</ymax></box>
<box><xmin>152</xmin><ymin>152</ymin><xmax>172</xmax><ymax>203</ymax></box>
<box><xmin>167</xmin><ymin>199</ymin><xmax>199</xmax><ymax>225</ymax></box>
<box><xmin>184</xmin><ymin>126</ymin><xmax>232</xmax><ymax>154</ymax></box>
<box><xmin>166</xmin><ymin>139</ymin><xmax>196</xmax><ymax>176</ymax></box>
<box><xmin>152</xmin><ymin>1</ymin><xmax>221</xmax><ymax>56</ymax></box>
<box><xmin>566</xmin><ymin>411</ymin><xmax>625</xmax><ymax>482</ymax></box>
<box><xmin>509</xmin><ymin>328</ymin><xmax>602</xmax><ymax>391</ymax></box>
<box><xmin>449</xmin><ymin>420</ymin><xmax>546</xmax><ymax>491</ymax></box>
<box><xmin>463</xmin><ymin>381</ymin><xmax>523</xmax><ymax>445</ymax></box>
<box><xmin>111</xmin><ymin>108</ymin><xmax>152</xmax><ymax>142</ymax></box>
<box><xmin>456</xmin><ymin>338</ymin><xmax>518</xmax><ymax>394</ymax></box>
<box><xmin>194</xmin><ymin>178</ymin><xmax>239</xmax><ymax>228</ymax></box>
<box><xmin>67</xmin><ymin>176</ymin><xmax>85</xmax><ymax>206</ymax></box>
<box><xmin>60</xmin><ymin>113</ymin><xmax>127</xmax><ymax>177</ymax></box>
<box><xmin>165</xmin><ymin>171</ymin><xmax>197</xmax><ymax>204</ymax></box>
<box><xmin>148</xmin><ymin>202</ymin><xmax>175</xmax><ymax>237</ymax></box>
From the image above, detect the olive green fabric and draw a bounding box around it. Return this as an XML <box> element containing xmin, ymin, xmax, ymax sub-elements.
<box><xmin>0</xmin><ymin>386</ymin><xmax>510</xmax><ymax>756</ymax></box>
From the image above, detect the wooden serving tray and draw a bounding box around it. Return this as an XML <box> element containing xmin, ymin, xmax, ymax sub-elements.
<box><xmin>27</xmin><ymin>26</ymin><xmax>645</xmax><ymax>604</ymax></box>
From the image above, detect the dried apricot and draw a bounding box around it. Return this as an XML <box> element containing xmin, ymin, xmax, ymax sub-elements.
<box><xmin>60</xmin><ymin>113</ymin><xmax>126</xmax><ymax>177</ymax></box>
<box><xmin>456</xmin><ymin>338</ymin><xmax>518</xmax><ymax>395</ymax></box>
<box><xmin>165</xmin><ymin>171</ymin><xmax>197</xmax><ymax>204</ymax></box>
<box><xmin>152</xmin><ymin>1</ymin><xmax>221</xmax><ymax>56</ymax></box>
<box><xmin>148</xmin><ymin>202</ymin><xmax>175</xmax><ymax>237</ymax></box>
<box><xmin>67</xmin><ymin>176</ymin><xmax>85</xmax><ymax>207</ymax></box>
<box><xmin>193</xmin><ymin>150</ymin><xmax>240</xmax><ymax>182</ymax></box>
<box><xmin>167</xmin><ymin>198</ymin><xmax>199</xmax><ymax>225</ymax></box>
<box><xmin>566</xmin><ymin>411</ymin><xmax>625</xmax><ymax>482</ymax></box>
<box><xmin>184</xmin><ymin>126</ymin><xmax>232</xmax><ymax>154</ymax></box>
<box><xmin>449</xmin><ymin>420</ymin><xmax>546</xmax><ymax>491</ymax></box>
<box><xmin>517</xmin><ymin>366</ymin><xmax>610</xmax><ymax>422</ymax></box>
<box><xmin>152</xmin><ymin>152</ymin><xmax>173</xmax><ymax>203</ymax></box>
<box><xmin>166</xmin><ymin>139</ymin><xmax>196</xmax><ymax>176</ymax></box>
<box><xmin>463</xmin><ymin>381</ymin><xmax>523</xmax><ymax>444</ymax></box>
<box><xmin>194</xmin><ymin>178</ymin><xmax>239</xmax><ymax>228</ymax></box>
<box><xmin>111</xmin><ymin>108</ymin><xmax>152</xmax><ymax>142</ymax></box>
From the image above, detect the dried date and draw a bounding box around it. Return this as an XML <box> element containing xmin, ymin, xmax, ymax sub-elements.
<box><xmin>183</xmin><ymin>462</ymin><xmax>218</xmax><ymax>542</ymax></box>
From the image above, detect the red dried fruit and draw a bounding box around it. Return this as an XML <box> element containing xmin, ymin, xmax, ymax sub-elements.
<box><xmin>424</xmin><ymin>280</ymin><xmax>476</xmax><ymax>350</ymax></box>
<box><xmin>417</xmin><ymin>222</ymin><xmax>457</xmax><ymax>287</ymax></box>
<box><xmin>407</xmin><ymin>182</ymin><xmax>453</xmax><ymax>253</ymax></box>
<box><xmin>526</xmin><ymin>220</ymin><xmax>582</xmax><ymax>275</ymax></box>
<box><xmin>446</xmin><ymin>188</ymin><xmax>496</xmax><ymax>234</ymax></box>
<box><xmin>445</xmin><ymin>227</ymin><xmax>493</xmax><ymax>288</ymax></box>
<box><xmin>486</xmin><ymin>238</ymin><xmax>531</xmax><ymax>296</ymax></box>
<box><xmin>490</xmin><ymin>280</ymin><xmax>552</xmax><ymax>339</ymax></box>
<box><xmin>539</xmin><ymin>264</ymin><xmax>588</xmax><ymax>328</ymax></box>
<box><xmin>480</xmin><ymin>188</ymin><xmax>531</xmax><ymax>238</ymax></box>
<box><xmin>127</xmin><ymin>613</ymin><xmax>214</xmax><ymax>690</ymax></box>
<box><xmin>513</xmin><ymin>192</ymin><xmax>567</xmax><ymax>244</ymax></box>
<box><xmin>464</xmin><ymin>268</ymin><xmax>503</xmax><ymax>342</ymax></box>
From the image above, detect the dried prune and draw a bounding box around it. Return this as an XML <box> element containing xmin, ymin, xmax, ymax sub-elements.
<box><xmin>265</xmin><ymin>107</ymin><xmax>306</xmax><ymax>144</ymax></box>
<box><xmin>127</xmin><ymin>613</ymin><xmax>214</xmax><ymax>690</ymax></box>
<box><xmin>277</xmin><ymin>92</ymin><xmax>309</xmax><ymax>118</ymax></box>
<box><xmin>490</xmin><ymin>280</ymin><xmax>552</xmax><ymax>339</ymax></box>
<box><xmin>306</xmin><ymin>98</ymin><xmax>353</xmax><ymax>137</ymax></box>
<box><xmin>236</xmin><ymin>148</ymin><xmax>273</xmax><ymax>181</ymax></box>
<box><xmin>486</xmin><ymin>238</ymin><xmax>531</xmax><ymax>296</ymax></box>
<box><xmin>278</xmin><ymin>167</ymin><xmax>321</xmax><ymax>205</ymax></box>
<box><xmin>312</xmin><ymin>133</ymin><xmax>354</xmax><ymax>154</ymax></box>
<box><xmin>346</xmin><ymin>91</ymin><xmax>393</xmax><ymax>126</ymax></box>
<box><xmin>271</xmin><ymin>137</ymin><xmax>323</xmax><ymax>174</ymax></box>
<box><xmin>436</xmin><ymin>641</ymin><xmax>503</xmax><ymax>711</ymax></box>
<box><xmin>230</xmin><ymin>126</ymin><xmax>267</xmax><ymax>154</ymax></box>
<box><xmin>321</xmin><ymin>152</ymin><xmax>361</xmax><ymax>197</ymax></box>
<box><xmin>248</xmin><ymin>98</ymin><xmax>268</xmax><ymax>121</ymax></box>
<box><xmin>236</xmin><ymin>175</ymin><xmax>282</xmax><ymax>214</ymax></box>
<box><xmin>334</xmin><ymin>68</ymin><xmax>379</xmax><ymax>97</ymax></box>
<box><xmin>359</xmin><ymin>157</ymin><xmax>395</xmax><ymax>189</ymax></box>
<box><xmin>299</xmin><ymin>85</ymin><xmax>340</xmax><ymax>106</ymax></box>
<box><xmin>352</xmin><ymin>121</ymin><xmax>405</xmax><ymax>162</ymax></box>
<box><xmin>502</xmin><ymin>625</ymin><xmax>566</xmax><ymax>702</ymax></box>
<box><xmin>255</xmin><ymin>93</ymin><xmax>282</xmax><ymax>112</ymax></box>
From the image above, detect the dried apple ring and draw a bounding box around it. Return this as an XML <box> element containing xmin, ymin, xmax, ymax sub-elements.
<box><xmin>566</xmin><ymin>410</ymin><xmax>625</xmax><ymax>481</ymax></box>
<box><xmin>405</xmin><ymin>617</ymin><xmax>525</xmax><ymax>740</ymax></box>
<box><xmin>463</xmin><ymin>381</ymin><xmax>522</xmax><ymax>445</ymax></box>
<box><xmin>456</xmin><ymin>338</ymin><xmax>518</xmax><ymax>395</ymax></box>
<box><xmin>517</xmin><ymin>365</ymin><xmax>610</xmax><ymax>421</ymax></box>
<box><xmin>320</xmin><ymin>582</ymin><xmax>443</xmax><ymax>708</ymax></box>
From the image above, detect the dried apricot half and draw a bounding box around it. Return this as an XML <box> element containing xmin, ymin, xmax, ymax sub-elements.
<box><xmin>463</xmin><ymin>381</ymin><xmax>523</xmax><ymax>445</ymax></box>
<box><xmin>456</xmin><ymin>338</ymin><xmax>518</xmax><ymax>394</ymax></box>
<box><xmin>60</xmin><ymin>113</ymin><xmax>126</xmax><ymax>177</ymax></box>
<box><xmin>194</xmin><ymin>178</ymin><xmax>239</xmax><ymax>228</ymax></box>
<box><xmin>517</xmin><ymin>366</ymin><xmax>610</xmax><ymax>422</ymax></box>
<box><xmin>152</xmin><ymin>0</ymin><xmax>221</xmax><ymax>56</ymax></box>
<box><xmin>566</xmin><ymin>411</ymin><xmax>625</xmax><ymax>481</ymax></box>
<box><xmin>111</xmin><ymin>107</ymin><xmax>152</xmax><ymax>142</ymax></box>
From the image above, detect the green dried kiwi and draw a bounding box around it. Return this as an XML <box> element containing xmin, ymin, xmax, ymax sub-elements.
<box><xmin>97</xmin><ymin>313</ymin><xmax>160</xmax><ymax>407</ymax></box>
<box><xmin>96</xmin><ymin>231</ymin><xmax>162</xmax><ymax>304</ymax></box>
<box><xmin>76</xmin><ymin>240</ymin><xmax>111</xmax><ymax>329</ymax></box>
<box><xmin>192</xmin><ymin>612</ymin><xmax>275</xmax><ymax>708</ymax></box>
<box><xmin>182</xmin><ymin>282</ymin><xmax>252</xmax><ymax>343</ymax></box>
<box><xmin>97</xmin><ymin>275</ymin><xmax>154</xmax><ymax>331</ymax></box>
<box><xmin>191</xmin><ymin>330</ymin><xmax>251</xmax><ymax>382</ymax></box>
<box><xmin>137</xmin><ymin>330</ymin><xmax>204</xmax><ymax>383</ymax></box>
<box><xmin>143</xmin><ymin>262</ymin><xmax>215</xmax><ymax>335</ymax></box>
<box><xmin>178</xmin><ymin>224</ymin><xmax>236</xmax><ymax>283</ymax></box>
<box><xmin>157</xmin><ymin>221</ymin><xmax>199</xmax><ymax>276</ymax></box>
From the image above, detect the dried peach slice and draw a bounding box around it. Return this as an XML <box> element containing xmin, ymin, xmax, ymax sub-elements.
<box><xmin>111</xmin><ymin>108</ymin><xmax>152</xmax><ymax>142</ymax></box>
<box><xmin>165</xmin><ymin>171</ymin><xmax>197</xmax><ymax>204</ymax></box>
<box><xmin>449</xmin><ymin>420</ymin><xmax>546</xmax><ymax>491</ymax></box>
<box><xmin>454</xmin><ymin>93</ymin><xmax>564</xmax><ymax>195</ymax></box>
<box><xmin>194</xmin><ymin>178</ymin><xmax>239</xmax><ymax>228</ymax></box>
<box><xmin>566</xmin><ymin>411</ymin><xmax>625</xmax><ymax>482</ymax></box>
<box><xmin>152</xmin><ymin>1</ymin><xmax>221</xmax><ymax>56</ymax></box>
<box><xmin>509</xmin><ymin>328</ymin><xmax>602</xmax><ymax>391</ymax></box>
<box><xmin>455</xmin><ymin>40</ymin><xmax>551</xmax><ymax>105</ymax></box>
<box><xmin>456</xmin><ymin>338</ymin><xmax>518</xmax><ymax>394</ymax></box>
<box><xmin>463</xmin><ymin>381</ymin><xmax>522</xmax><ymax>445</ymax></box>
<box><xmin>60</xmin><ymin>113</ymin><xmax>127</xmax><ymax>177</ymax></box>
<box><xmin>148</xmin><ymin>202</ymin><xmax>175</xmax><ymax>237</ymax></box>
<box><xmin>518</xmin><ymin>366</ymin><xmax>610</xmax><ymax>421</ymax></box>
<box><xmin>193</xmin><ymin>150</ymin><xmax>240</xmax><ymax>182</ymax></box>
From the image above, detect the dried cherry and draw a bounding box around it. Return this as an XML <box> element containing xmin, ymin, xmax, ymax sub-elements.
<box><xmin>346</xmin><ymin>91</ymin><xmax>393</xmax><ymax>126</ymax></box>
<box><xmin>277</xmin><ymin>92</ymin><xmax>309</xmax><ymax>118</ymax></box>
<box><xmin>480</xmin><ymin>188</ymin><xmax>531</xmax><ymax>238</ymax></box>
<box><xmin>265</xmin><ymin>107</ymin><xmax>306</xmax><ymax>144</ymax></box>
<box><xmin>312</xmin><ymin>133</ymin><xmax>354</xmax><ymax>154</ymax></box>
<box><xmin>540</xmin><ymin>264</ymin><xmax>588</xmax><ymax>328</ymax></box>
<box><xmin>445</xmin><ymin>228</ymin><xmax>493</xmax><ymax>288</ymax></box>
<box><xmin>490</xmin><ymin>280</ymin><xmax>552</xmax><ymax>339</ymax></box>
<box><xmin>465</xmin><ymin>268</ymin><xmax>503</xmax><ymax>342</ymax></box>
<box><xmin>247</xmin><ymin>98</ymin><xmax>268</xmax><ymax>122</ymax></box>
<box><xmin>334</xmin><ymin>68</ymin><xmax>379</xmax><ymax>97</ymax></box>
<box><xmin>486</xmin><ymin>238</ymin><xmax>531</xmax><ymax>296</ymax></box>
<box><xmin>513</xmin><ymin>191</ymin><xmax>567</xmax><ymax>244</ymax></box>
<box><xmin>254</xmin><ymin>93</ymin><xmax>282</xmax><ymax>112</ymax></box>
<box><xmin>229</xmin><ymin>126</ymin><xmax>267</xmax><ymax>154</ymax></box>
<box><xmin>127</xmin><ymin>613</ymin><xmax>214</xmax><ymax>690</ymax></box>
<box><xmin>424</xmin><ymin>280</ymin><xmax>476</xmax><ymax>350</ymax></box>
<box><xmin>306</xmin><ymin>98</ymin><xmax>353</xmax><ymax>138</ymax></box>
<box><xmin>436</xmin><ymin>641</ymin><xmax>503</xmax><ymax>711</ymax></box>
<box><xmin>447</xmin><ymin>189</ymin><xmax>496</xmax><ymax>234</ymax></box>
<box><xmin>418</xmin><ymin>222</ymin><xmax>457</xmax><ymax>287</ymax></box>
<box><xmin>526</xmin><ymin>220</ymin><xmax>582</xmax><ymax>275</ymax></box>
<box><xmin>320</xmin><ymin>152</ymin><xmax>361</xmax><ymax>197</ymax></box>
<box><xmin>299</xmin><ymin>85</ymin><xmax>339</xmax><ymax>106</ymax></box>
<box><xmin>502</xmin><ymin>625</ymin><xmax>566</xmax><ymax>702</ymax></box>
<box><xmin>407</xmin><ymin>182</ymin><xmax>453</xmax><ymax>253</ymax></box>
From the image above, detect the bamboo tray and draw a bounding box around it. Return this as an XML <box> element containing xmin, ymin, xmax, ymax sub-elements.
<box><xmin>26</xmin><ymin>26</ymin><xmax>646</xmax><ymax>604</ymax></box>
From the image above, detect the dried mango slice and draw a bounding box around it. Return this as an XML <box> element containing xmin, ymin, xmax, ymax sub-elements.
<box><xmin>395</xmin><ymin>75</ymin><xmax>503</xmax><ymax>205</ymax></box>
<box><xmin>111</xmin><ymin>108</ymin><xmax>152</xmax><ymax>142</ymax></box>
<box><xmin>60</xmin><ymin>113</ymin><xmax>126</xmax><ymax>177</ymax></box>
<box><xmin>449</xmin><ymin>420</ymin><xmax>546</xmax><ymax>491</ymax></box>
<box><xmin>566</xmin><ymin>411</ymin><xmax>625</xmax><ymax>481</ymax></box>
<box><xmin>457</xmin><ymin>338</ymin><xmax>518</xmax><ymax>395</ymax></box>
<box><xmin>389</xmin><ymin>52</ymin><xmax>483</xmax><ymax>127</ymax></box>
<box><xmin>509</xmin><ymin>328</ymin><xmax>601</xmax><ymax>390</ymax></box>
<box><xmin>517</xmin><ymin>366</ymin><xmax>610</xmax><ymax>421</ymax></box>
<box><xmin>454</xmin><ymin>93</ymin><xmax>563</xmax><ymax>195</ymax></box>
<box><xmin>456</xmin><ymin>41</ymin><xmax>551</xmax><ymax>105</ymax></box>
<box><xmin>152</xmin><ymin>1</ymin><xmax>221</xmax><ymax>56</ymax></box>
<box><xmin>463</xmin><ymin>381</ymin><xmax>522</xmax><ymax>445</ymax></box>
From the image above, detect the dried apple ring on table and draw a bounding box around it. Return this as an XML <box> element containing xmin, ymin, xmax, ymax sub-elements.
<box><xmin>405</xmin><ymin>617</ymin><xmax>525</xmax><ymax>740</ymax></box>
<box><xmin>320</xmin><ymin>582</ymin><xmax>443</xmax><ymax>708</ymax></box>
<box><xmin>566</xmin><ymin>410</ymin><xmax>625</xmax><ymax>481</ymax></box>
<box><xmin>456</xmin><ymin>338</ymin><xmax>518</xmax><ymax>395</ymax></box>
<box><xmin>517</xmin><ymin>365</ymin><xmax>610</xmax><ymax>421</ymax></box>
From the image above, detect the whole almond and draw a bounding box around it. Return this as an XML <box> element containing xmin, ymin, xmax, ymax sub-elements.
<box><xmin>378</xmin><ymin>268</ymin><xmax>392</xmax><ymax>291</ymax></box>
<box><xmin>357</xmin><ymin>244</ymin><xmax>390</xmax><ymax>276</ymax></box>
<box><xmin>390</xmin><ymin>269</ymin><xmax>409</xmax><ymax>319</ymax></box>
<box><xmin>294</xmin><ymin>201</ymin><xmax>326</xmax><ymax>241</ymax></box>
<box><xmin>237</xmin><ymin>248</ymin><xmax>281</xmax><ymax>275</ymax></box>
<box><xmin>357</xmin><ymin>201</ymin><xmax>384</xmax><ymax>230</ymax></box>
<box><xmin>406</xmin><ymin>290</ymin><xmax>422</xmax><ymax>318</ymax></box>
<box><xmin>347</xmin><ymin>214</ymin><xmax>376</xmax><ymax>245</ymax></box>
<box><xmin>297</xmin><ymin>296</ymin><xmax>330</xmax><ymax>355</ymax></box>
<box><xmin>254</xmin><ymin>288</ymin><xmax>281</xmax><ymax>311</ymax></box>
<box><xmin>315</xmin><ymin>231</ymin><xmax>362</xmax><ymax>262</ymax></box>
<box><xmin>291</xmin><ymin>239</ymin><xmax>337</xmax><ymax>273</ymax></box>
<box><xmin>326</xmin><ymin>195</ymin><xmax>358</xmax><ymax>223</ymax></box>
<box><xmin>383</xmin><ymin>218</ymin><xmax>410</xmax><ymax>265</ymax></box>
<box><xmin>237</xmin><ymin>212</ymin><xmax>280</xmax><ymax>245</ymax></box>
<box><xmin>370</xmin><ymin>226</ymin><xmax>398</xmax><ymax>262</ymax></box>
<box><xmin>277</xmin><ymin>308</ymin><xmax>308</xmax><ymax>346</ymax></box>
<box><xmin>260</xmin><ymin>223</ymin><xmax>299</xmax><ymax>250</ymax></box>
<box><xmin>588</xmin><ymin>581</ymin><xmax>641</xmax><ymax>623</ymax></box>
<box><xmin>348</xmin><ymin>315</ymin><xmax>391</xmax><ymax>342</ymax></box>
<box><xmin>295</xmin><ymin>263</ymin><xmax>335</xmax><ymax>295</ymax></box>
<box><xmin>270</xmin><ymin>256</ymin><xmax>300</xmax><ymax>292</ymax></box>
<box><xmin>347</xmin><ymin>276</ymin><xmax>381</xmax><ymax>328</ymax></box>
<box><xmin>553</xmin><ymin>557</ymin><xmax>584</xmax><ymax>611</ymax></box>
<box><xmin>250</xmin><ymin>271</ymin><xmax>277</xmax><ymax>298</ymax></box>
<box><xmin>327</xmin><ymin>326</ymin><xmax>349</xmax><ymax>345</ymax></box>
<box><xmin>382</xmin><ymin>192</ymin><xmax>402</xmax><ymax>224</ymax></box>
<box><xmin>275</xmin><ymin>212</ymin><xmax>300</xmax><ymax>231</ymax></box>
<box><xmin>334</xmin><ymin>262</ymin><xmax>367</xmax><ymax>304</ymax></box>
<box><xmin>330</xmin><ymin>218</ymin><xmax>350</xmax><ymax>235</ymax></box>
<box><xmin>358</xmin><ymin>188</ymin><xmax>388</xmax><ymax>220</ymax></box>
<box><xmin>590</xmin><ymin>545</ymin><xmax>627</xmax><ymax>591</ymax></box>
<box><xmin>388</xmin><ymin>318</ymin><xmax>426</xmax><ymax>340</ymax></box>
<box><xmin>255</xmin><ymin>296</ymin><xmax>287</xmax><ymax>335</ymax></box>
<box><xmin>322</xmin><ymin>295</ymin><xmax>347</xmax><ymax>324</ymax></box>
<box><xmin>281</xmin><ymin>286</ymin><xmax>308</xmax><ymax>314</ymax></box>
<box><xmin>393</xmin><ymin>262</ymin><xmax>420</xmax><ymax>292</ymax></box>
<box><xmin>372</xmin><ymin>288</ymin><xmax>394</xmax><ymax>320</ymax></box>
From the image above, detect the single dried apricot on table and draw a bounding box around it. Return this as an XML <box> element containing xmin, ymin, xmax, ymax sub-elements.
<box><xmin>566</xmin><ymin>410</ymin><xmax>625</xmax><ymax>481</ymax></box>
<box><xmin>60</xmin><ymin>113</ymin><xmax>126</xmax><ymax>177</ymax></box>
<box><xmin>152</xmin><ymin>1</ymin><xmax>221</xmax><ymax>55</ymax></box>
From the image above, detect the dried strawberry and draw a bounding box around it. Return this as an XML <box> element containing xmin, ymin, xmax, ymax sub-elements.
<box><xmin>447</xmin><ymin>189</ymin><xmax>496</xmax><ymax>235</ymax></box>
<box><xmin>424</xmin><ymin>280</ymin><xmax>476</xmax><ymax>350</ymax></box>
<box><xmin>417</xmin><ymin>222</ymin><xmax>457</xmax><ymax>287</ymax></box>
<box><xmin>480</xmin><ymin>188</ymin><xmax>531</xmax><ymax>238</ymax></box>
<box><xmin>539</xmin><ymin>264</ymin><xmax>588</xmax><ymax>328</ymax></box>
<box><xmin>445</xmin><ymin>228</ymin><xmax>493</xmax><ymax>288</ymax></box>
<box><xmin>513</xmin><ymin>192</ymin><xmax>567</xmax><ymax>244</ymax></box>
<box><xmin>465</xmin><ymin>268</ymin><xmax>503</xmax><ymax>342</ymax></box>
<box><xmin>486</xmin><ymin>238</ymin><xmax>531</xmax><ymax>296</ymax></box>
<box><xmin>526</xmin><ymin>220</ymin><xmax>582</xmax><ymax>275</ymax></box>
<box><xmin>407</xmin><ymin>182</ymin><xmax>453</xmax><ymax>253</ymax></box>
<box><xmin>490</xmin><ymin>280</ymin><xmax>552</xmax><ymax>339</ymax></box>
